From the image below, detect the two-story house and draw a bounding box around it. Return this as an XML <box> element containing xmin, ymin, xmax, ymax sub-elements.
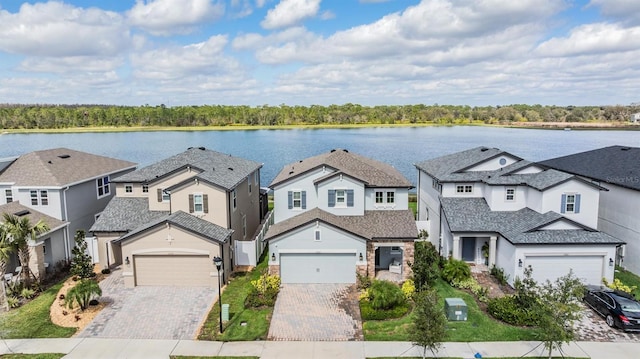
<box><xmin>0</xmin><ymin>148</ymin><xmax>135</xmax><ymax>267</ymax></box>
<box><xmin>415</xmin><ymin>146</ymin><xmax>622</xmax><ymax>286</ymax></box>
<box><xmin>90</xmin><ymin>147</ymin><xmax>264</xmax><ymax>288</ymax></box>
<box><xmin>540</xmin><ymin>146</ymin><xmax>640</xmax><ymax>275</ymax></box>
<box><xmin>265</xmin><ymin>149</ymin><xmax>417</xmax><ymax>284</ymax></box>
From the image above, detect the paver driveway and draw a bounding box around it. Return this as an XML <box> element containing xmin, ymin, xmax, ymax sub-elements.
<box><xmin>576</xmin><ymin>305</ymin><xmax>640</xmax><ymax>342</ymax></box>
<box><xmin>77</xmin><ymin>267</ymin><xmax>216</xmax><ymax>340</ymax></box>
<box><xmin>268</xmin><ymin>283</ymin><xmax>363</xmax><ymax>341</ymax></box>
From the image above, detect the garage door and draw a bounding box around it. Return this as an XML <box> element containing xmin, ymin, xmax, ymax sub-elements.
<box><xmin>525</xmin><ymin>255</ymin><xmax>604</xmax><ymax>285</ymax></box>
<box><xmin>134</xmin><ymin>254</ymin><xmax>214</xmax><ymax>287</ymax></box>
<box><xmin>280</xmin><ymin>253</ymin><xmax>356</xmax><ymax>284</ymax></box>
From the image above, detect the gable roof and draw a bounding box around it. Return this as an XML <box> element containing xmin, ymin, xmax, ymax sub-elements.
<box><xmin>90</xmin><ymin>197</ymin><xmax>169</xmax><ymax>233</ymax></box>
<box><xmin>539</xmin><ymin>145</ymin><xmax>640</xmax><ymax>192</ymax></box>
<box><xmin>113</xmin><ymin>211</ymin><xmax>233</xmax><ymax>244</ymax></box>
<box><xmin>114</xmin><ymin>147</ymin><xmax>262</xmax><ymax>191</ymax></box>
<box><xmin>265</xmin><ymin>208</ymin><xmax>417</xmax><ymax>241</ymax></box>
<box><xmin>0</xmin><ymin>148</ymin><xmax>136</xmax><ymax>187</ymax></box>
<box><xmin>415</xmin><ymin>147</ymin><xmax>602</xmax><ymax>191</ymax></box>
<box><xmin>441</xmin><ymin>197</ymin><xmax>623</xmax><ymax>245</ymax></box>
<box><xmin>0</xmin><ymin>201</ymin><xmax>67</xmax><ymax>233</ymax></box>
<box><xmin>270</xmin><ymin>149</ymin><xmax>412</xmax><ymax>188</ymax></box>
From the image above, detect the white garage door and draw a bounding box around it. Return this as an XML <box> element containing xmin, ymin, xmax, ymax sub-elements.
<box><xmin>280</xmin><ymin>253</ymin><xmax>356</xmax><ymax>284</ymax></box>
<box><xmin>134</xmin><ymin>254</ymin><xmax>214</xmax><ymax>287</ymax></box>
<box><xmin>525</xmin><ymin>255</ymin><xmax>604</xmax><ymax>285</ymax></box>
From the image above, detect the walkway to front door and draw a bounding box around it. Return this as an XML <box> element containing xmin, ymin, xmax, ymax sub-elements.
<box><xmin>268</xmin><ymin>284</ymin><xmax>363</xmax><ymax>341</ymax></box>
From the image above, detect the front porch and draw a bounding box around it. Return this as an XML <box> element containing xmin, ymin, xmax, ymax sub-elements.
<box><xmin>367</xmin><ymin>241</ymin><xmax>414</xmax><ymax>282</ymax></box>
<box><xmin>451</xmin><ymin>235</ymin><xmax>497</xmax><ymax>267</ymax></box>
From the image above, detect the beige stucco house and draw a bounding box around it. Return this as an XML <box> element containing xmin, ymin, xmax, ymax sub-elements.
<box><xmin>90</xmin><ymin>147</ymin><xmax>263</xmax><ymax>288</ymax></box>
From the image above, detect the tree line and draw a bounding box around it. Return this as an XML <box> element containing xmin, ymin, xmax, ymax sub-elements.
<box><xmin>0</xmin><ymin>103</ymin><xmax>638</xmax><ymax>129</ymax></box>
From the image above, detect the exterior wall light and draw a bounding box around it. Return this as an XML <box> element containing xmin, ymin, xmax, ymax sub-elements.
<box><xmin>271</xmin><ymin>253</ymin><xmax>276</xmax><ymax>262</ymax></box>
<box><xmin>518</xmin><ymin>259</ymin><xmax>523</xmax><ymax>268</ymax></box>
<box><xmin>609</xmin><ymin>258</ymin><xmax>614</xmax><ymax>267</ymax></box>
<box><xmin>125</xmin><ymin>256</ymin><xmax>130</xmax><ymax>265</ymax></box>
<box><xmin>359</xmin><ymin>253</ymin><xmax>363</xmax><ymax>261</ymax></box>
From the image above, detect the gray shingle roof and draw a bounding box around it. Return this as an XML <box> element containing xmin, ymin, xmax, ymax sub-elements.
<box><xmin>265</xmin><ymin>208</ymin><xmax>417</xmax><ymax>241</ymax></box>
<box><xmin>0</xmin><ymin>148</ymin><xmax>136</xmax><ymax>187</ymax></box>
<box><xmin>415</xmin><ymin>147</ymin><xmax>596</xmax><ymax>191</ymax></box>
<box><xmin>441</xmin><ymin>197</ymin><xmax>623</xmax><ymax>245</ymax></box>
<box><xmin>114</xmin><ymin>211</ymin><xmax>233</xmax><ymax>244</ymax></box>
<box><xmin>270</xmin><ymin>149</ymin><xmax>412</xmax><ymax>188</ymax></box>
<box><xmin>90</xmin><ymin>197</ymin><xmax>169</xmax><ymax>233</ymax></box>
<box><xmin>539</xmin><ymin>145</ymin><xmax>640</xmax><ymax>192</ymax></box>
<box><xmin>0</xmin><ymin>201</ymin><xmax>67</xmax><ymax>232</ymax></box>
<box><xmin>114</xmin><ymin>147</ymin><xmax>262</xmax><ymax>191</ymax></box>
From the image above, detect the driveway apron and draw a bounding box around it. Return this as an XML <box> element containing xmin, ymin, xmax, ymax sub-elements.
<box><xmin>268</xmin><ymin>283</ymin><xmax>363</xmax><ymax>341</ymax></box>
<box><xmin>77</xmin><ymin>267</ymin><xmax>216</xmax><ymax>340</ymax></box>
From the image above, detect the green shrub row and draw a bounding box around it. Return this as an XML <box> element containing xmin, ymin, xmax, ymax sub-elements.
<box><xmin>451</xmin><ymin>277</ymin><xmax>489</xmax><ymax>303</ymax></box>
<box><xmin>360</xmin><ymin>300</ymin><xmax>410</xmax><ymax>320</ymax></box>
<box><xmin>486</xmin><ymin>295</ymin><xmax>537</xmax><ymax>326</ymax></box>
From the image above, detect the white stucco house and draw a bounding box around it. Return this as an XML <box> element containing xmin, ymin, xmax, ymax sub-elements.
<box><xmin>415</xmin><ymin>146</ymin><xmax>623</xmax><ymax>286</ymax></box>
<box><xmin>540</xmin><ymin>145</ymin><xmax>640</xmax><ymax>275</ymax></box>
<box><xmin>265</xmin><ymin>149</ymin><xmax>417</xmax><ymax>284</ymax></box>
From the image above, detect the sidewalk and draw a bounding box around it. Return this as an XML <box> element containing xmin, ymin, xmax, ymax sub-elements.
<box><xmin>0</xmin><ymin>338</ymin><xmax>638</xmax><ymax>358</ymax></box>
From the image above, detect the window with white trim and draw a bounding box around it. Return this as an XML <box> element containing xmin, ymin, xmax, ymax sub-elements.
<box><xmin>386</xmin><ymin>191</ymin><xmax>395</xmax><ymax>203</ymax></box>
<box><xmin>456</xmin><ymin>184</ymin><xmax>473</xmax><ymax>193</ymax></box>
<box><xmin>97</xmin><ymin>176</ymin><xmax>110</xmax><ymax>198</ymax></box>
<box><xmin>242</xmin><ymin>215</ymin><xmax>247</xmax><ymax>238</ymax></box>
<box><xmin>162</xmin><ymin>189</ymin><xmax>170</xmax><ymax>202</ymax></box>
<box><xmin>292</xmin><ymin>191</ymin><xmax>302</xmax><ymax>209</ymax></box>
<box><xmin>314</xmin><ymin>229</ymin><xmax>321</xmax><ymax>241</ymax></box>
<box><xmin>125</xmin><ymin>184</ymin><xmax>133</xmax><ymax>193</ymax></box>
<box><xmin>5</xmin><ymin>189</ymin><xmax>12</xmax><ymax>203</ymax></box>
<box><xmin>29</xmin><ymin>190</ymin><xmax>48</xmax><ymax>206</ymax></box>
<box><xmin>30</xmin><ymin>190</ymin><xmax>38</xmax><ymax>205</ymax></box>
<box><xmin>336</xmin><ymin>189</ymin><xmax>346</xmax><ymax>206</ymax></box>
<box><xmin>193</xmin><ymin>193</ymin><xmax>204</xmax><ymax>213</ymax></box>
<box><xmin>254</xmin><ymin>171</ymin><xmax>259</xmax><ymax>186</ymax></box>
<box><xmin>142</xmin><ymin>184</ymin><xmax>149</xmax><ymax>193</ymax></box>
<box><xmin>375</xmin><ymin>191</ymin><xmax>384</xmax><ymax>203</ymax></box>
<box><xmin>40</xmin><ymin>190</ymin><xmax>48</xmax><ymax>206</ymax></box>
<box><xmin>505</xmin><ymin>187</ymin><xmax>515</xmax><ymax>201</ymax></box>
<box><xmin>565</xmin><ymin>194</ymin><xmax>576</xmax><ymax>213</ymax></box>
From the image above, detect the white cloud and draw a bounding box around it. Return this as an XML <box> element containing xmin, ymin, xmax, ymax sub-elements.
<box><xmin>18</xmin><ymin>56</ymin><xmax>124</xmax><ymax>74</ymax></box>
<box><xmin>0</xmin><ymin>2</ymin><xmax>130</xmax><ymax>57</ymax></box>
<box><xmin>261</xmin><ymin>0</ymin><xmax>320</xmax><ymax>30</ymax></box>
<box><xmin>536</xmin><ymin>23</ymin><xmax>640</xmax><ymax>57</ymax></box>
<box><xmin>127</xmin><ymin>0</ymin><xmax>224</xmax><ymax>36</ymax></box>
<box><xmin>588</xmin><ymin>0</ymin><xmax>640</xmax><ymax>25</ymax></box>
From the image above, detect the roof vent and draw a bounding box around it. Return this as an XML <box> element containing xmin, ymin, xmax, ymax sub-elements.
<box><xmin>228</xmin><ymin>167</ymin><xmax>233</xmax><ymax>171</ymax></box>
<box><xmin>299</xmin><ymin>160</ymin><xmax>303</xmax><ymax>163</ymax></box>
<box><xmin>621</xmin><ymin>147</ymin><xmax>631</xmax><ymax>151</ymax></box>
<box><xmin>199</xmin><ymin>147</ymin><xmax>205</xmax><ymax>150</ymax></box>
<box><xmin>330</xmin><ymin>149</ymin><xmax>336</xmax><ymax>153</ymax></box>
<box><xmin>14</xmin><ymin>210</ymin><xmax>30</xmax><ymax>217</ymax></box>
<box><xmin>480</xmin><ymin>147</ymin><xmax>489</xmax><ymax>152</ymax></box>
<box><xmin>48</xmin><ymin>161</ymin><xmax>52</xmax><ymax>164</ymax></box>
<box><xmin>57</xmin><ymin>154</ymin><xmax>70</xmax><ymax>159</ymax></box>
<box><xmin>343</xmin><ymin>149</ymin><xmax>349</xmax><ymax>153</ymax></box>
<box><xmin>289</xmin><ymin>171</ymin><xmax>294</xmax><ymax>175</ymax></box>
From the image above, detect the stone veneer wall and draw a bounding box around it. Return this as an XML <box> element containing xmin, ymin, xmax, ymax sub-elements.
<box><xmin>366</xmin><ymin>242</ymin><xmax>376</xmax><ymax>278</ymax></box>
<box><xmin>268</xmin><ymin>264</ymin><xmax>280</xmax><ymax>276</ymax></box>
<box><xmin>28</xmin><ymin>244</ymin><xmax>45</xmax><ymax>281</ymax></box>
<box><xmin>402</xmin><ymin>241</ymin><xmax>415</xmax><ymax>281</ymax></box>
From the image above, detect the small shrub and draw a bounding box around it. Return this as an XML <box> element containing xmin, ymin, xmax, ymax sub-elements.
<box><xmin>452</xmin><ymin>277</ymin><xmax>489</xmax><ymax>303</ymax></box>
<box><xmin>65</xmin><ymin>279</ymin><xmax>102</xmax><ymax>311</ymax></box>
<box><xmin>101</xmin><ymin>268</ymin><xmax>111</xmax><ymax>275</ymax></box>
<box><xmin>7</xmin><ymin>296</ymin><xmax>20</xmax><ymax>309</ymax></box>
<box><xmin>245</xmin><ymin>271</ymin><xmax>281</xmax><ymax>308</ymax></box>
<box><xmin>401</xmin><ymin>279</ymin><xmax>416</xmax><ymax>300</ymax></box>
<box><xmin>360</xmin><ymin>300</ymin><xmax>410</xmax><ymax>320</ymax></box>
<box><xmin>442</xmin><ymin>258</ymin><xmax>471</xmax><ymax>284</ymax></box>
<box><xmin>369</xmin><ymin>280</ymin><xmax>405</xmax><ymax>310</ymax></box>
<box><xmin>603</xmin><ymin>278</ymin><xmax>637</xmax><ymax>294</ymax></box>
<box><xmin>20</xmin><ymin>288</ymin><xmax>35</xmax><ymax>299</ymax></box>
<box><xmin>490</xmin><ymin>265</ymin><xmax>510</xmax><ymax>286</ymax></box>
<box><xmin>410</xmin><ymin>241</ymin><xmax>441</xmax><ymax>290</ymax></box>
<box><xmin>359</xmin><ymin>288</ymin><xmax>371</xmax><ymax>301</ymax></box>
<box><xmin>487</xmin><ymin>295</ymin><xmax>537</xmax><ymax>326</ymax></box>
<box><xmin>251</xmin><ymin>272</ymin><xmax>281</xmax><ymax>294</ymax></box>
<box><xmin>357</xmin><ymin>272</ymin><xmax>372</xmax><ymax>290</ymax></box>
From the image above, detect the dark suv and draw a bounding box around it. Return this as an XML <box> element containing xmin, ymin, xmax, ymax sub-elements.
<box><xmin>583</xmin><ymin>285</ymin><xmax>640</xmax><ymax>332</ymax></box>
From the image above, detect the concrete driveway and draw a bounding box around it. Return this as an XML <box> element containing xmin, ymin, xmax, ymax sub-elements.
<box><xmin>77</xmin><ymin>267</ymin><xmax>216</xmax><ymax>340</ymax></box>
<box><xmin>268</xmin><ymin>283</ymin><xmax>363</xmax><ymax>341</ymax></box>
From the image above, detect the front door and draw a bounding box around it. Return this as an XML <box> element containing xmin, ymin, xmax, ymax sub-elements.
<box><xmin>461</xmin><ymin>237</ymin><xmax>475</xmax><ymax>262</ymax></box>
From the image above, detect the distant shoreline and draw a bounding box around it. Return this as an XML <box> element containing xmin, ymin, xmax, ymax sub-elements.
<box><xmin>1</xmin><ymin>121</ymin><xmax>638</xmax><ymax>134</ymax></box>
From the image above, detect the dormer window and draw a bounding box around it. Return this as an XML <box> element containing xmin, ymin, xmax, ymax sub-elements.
<box><xmin>505</xmin><ymin>187</ymin><xmax>515</xmax><ymax>201</ymax></box>
<box><xmin>336</xmin><ymin>190</ymin><xmax>346</xmax><ymax>206</ymax></box>
<box><xmin>97</xmin><ymin>176</ymin><xmax>110</xmax><ymax>198</ymax></box>
<box><xmin>125</xmin><ymin>184</ymin><xmax>133</xmax><ymax>193</ymax></box>
<box><xmin>456</xmin><ymin>184</ymin><xmax>473</xmax><ymax>193</ymax></box>
<box><xmin>561</xmin><ymin>193</ymin><xmax>581</xmax><ymax>214</ymax></box>
<box><xmin>328</xmin><ymin>189</ymin><xmax>354</xmax><ymax>208</ymax></box>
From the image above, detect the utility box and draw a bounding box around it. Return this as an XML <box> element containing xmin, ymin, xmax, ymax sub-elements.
<box><xmin>444</xmin><ymin>298</ymin><xmax>467</xmax><ymax>321</ymax></box>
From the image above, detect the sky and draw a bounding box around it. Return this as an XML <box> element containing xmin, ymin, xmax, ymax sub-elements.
<box><xmin>0</xmin><ymin>0</ymin><xmax>639</xmax><ymax>107</ymax></box>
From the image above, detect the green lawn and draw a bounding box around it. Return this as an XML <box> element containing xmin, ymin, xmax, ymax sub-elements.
<box><xmin>0</xmin><ymin>355</ymin><xmax>65</xmax><ymax>359</ymax></box>
<box><xmin>614</xmin><ymin>267</ymin><xmax>640</xmax><ymax>298</ymax></box>
<box><xmin>0</xmin><ymin>280</ymin><xmax>77</xmax><ymax>339</ymax></box>
<box><xmin>171</xmin><ymin>357</ymin><xmax>258</xmax><ymax>359</ymax></box>
<box><xmin>363</xmin><ymin>279</ymin><xmax>536</xmax><ymax>342</ymax></box>
<box><xmin>198</xmin><ymin>254</ymin><xmax>272</xmax><ymax>341</ymax></box>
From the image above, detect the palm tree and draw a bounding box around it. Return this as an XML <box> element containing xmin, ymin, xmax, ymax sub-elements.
<box><xmin>2</xmin><ymin>213</ymin><xmax>49</xmax><ymax>287</ymax></box>
<box><xmin>0</xmin><ymin>224</ymin><xmax>14</xmax><ymax>281</ymax></box>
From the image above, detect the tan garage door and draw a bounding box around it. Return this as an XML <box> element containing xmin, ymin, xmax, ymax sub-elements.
<box><xmin>134</xmin><ymin>254</ymin><xmax>214</xmax><ymax>287</ymax></box>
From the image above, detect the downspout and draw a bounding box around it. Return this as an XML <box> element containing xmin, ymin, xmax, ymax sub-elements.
<box><xmin>62</xmin><ymin>186</ymin><xmax>71</xmax><ymax>261</ymax></box>
<box><xmin>228</xmin><ymin>190</ymin><xmax>233</xmax><ymax>269</ymax></box>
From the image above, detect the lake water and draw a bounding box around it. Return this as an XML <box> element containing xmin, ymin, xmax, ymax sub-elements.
<box><xmin>1</xmin><ymin>127</ymin><xmax>638</xmax><ymax>186</ymax></box>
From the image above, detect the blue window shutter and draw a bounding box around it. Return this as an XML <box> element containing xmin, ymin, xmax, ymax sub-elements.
<box><xmin>328</xmin><ymin>190</ymin><xmax>336</xmax><ymax>207</ymax></box>
<box><xmin>560</xmin><ymin>194</ymin><xmax>566</xmax><ymax>214</ymax></box>
<box><xmin>288</xmin><ymin>191</ymin><xmax>293</xmax><ymax>209</ymax></box>
<box><xmin>301</xmin><ymin>191</ymin><xmax>307</xmax><ymax>209</ymax></box>
<box><xmin>575</xmin><ymin>194</ymin><xmax>581</xmax><ymax>213</ymax></box>
<box><xmin>347</xmin><ymin>190</ymin><xmax>354</xmax><ymax>207</ymax></box>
